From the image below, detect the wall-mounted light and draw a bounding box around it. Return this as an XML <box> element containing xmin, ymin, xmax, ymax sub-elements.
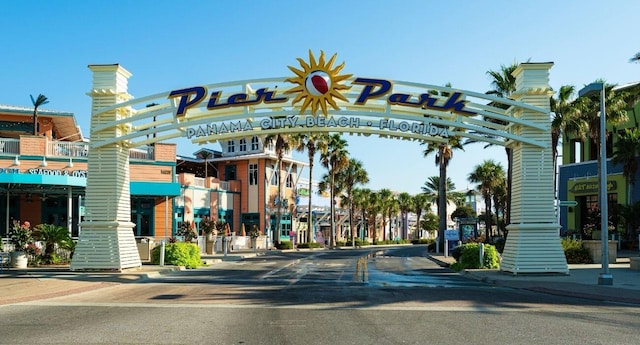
<box><xmin>67</xmin><ymin>157</ymin><xmax>74</xmax><ymax>168</ymax></box>
<box><xmin>41</xmin><ymin>157</ymin><xmax>48</xmax><ymax>167</ymax></box>
<box><xmin>12</xmin><ymin>156</ymin><xmax>20</xmax><ymax>166</ymax></box>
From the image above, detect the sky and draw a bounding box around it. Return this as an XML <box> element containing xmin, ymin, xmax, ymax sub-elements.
<box><xmin>1</xmin><ymin>0</ymin><xmax>639</xmax><ymax>195</ymax></box>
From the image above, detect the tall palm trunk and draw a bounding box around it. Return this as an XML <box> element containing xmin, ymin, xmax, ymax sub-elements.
<box><xmin>307</xmin><ymin>160</ymin><xmax>314</xmax><ymax>243</ymax></box>
<box><xmin>329</xmin><ymin>170</ymin><xmax>336</xmax><ymax>248</ymax></box>
<box><xmin>275</xmin><ymin>158</ymin><xmax>283</xmax><ymax>244</ymax></box>
<box><xmin>437</xmin><ymin>147</ymin><xmax>447</xmax><ymax>251</ymax></box>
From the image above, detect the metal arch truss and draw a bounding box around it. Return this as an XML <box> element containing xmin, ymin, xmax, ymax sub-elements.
<box><xmin>89</xmin><ymin>77</ymin><xmax>550</xmax><ymax>150</ymax></box>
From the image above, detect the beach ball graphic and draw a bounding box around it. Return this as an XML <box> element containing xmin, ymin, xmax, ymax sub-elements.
<box><xmin>305</xmin><ymin>71</ymin><xmax>330</xmax><ymax>96</ymax></box>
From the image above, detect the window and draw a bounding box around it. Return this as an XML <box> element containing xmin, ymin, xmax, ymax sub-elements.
<box><xmin>239</xmin><ymin>138</ymin><xmax>247</xmax><ymax>152</ymax></box>
<box><xmin>571</xmin><ymin>139</ymin><xmax>582</xmax><ymax>163</ymax></box>
<box><xmin>227</xmin><ymin>140</ymin><xmax>235</xmax><ymax>153</ymax></box>
<box><xmin>251</xmin><ymin>136</ymin><xmax>259</xmax><ymax>150</ymax></box>
<box><xmin>249</xmin><ymin>163</ymin><xmax>258</xmax><ymax>185</ymax></box>
<box><xmin>286</xmin><ymin>172</ymin><xmax>293</xmax><ymax>188</ymax></box>
<box><xmin>270</xmin><ymin>164</ymin><xmax>279</xmax><ymax>185</ymax></box>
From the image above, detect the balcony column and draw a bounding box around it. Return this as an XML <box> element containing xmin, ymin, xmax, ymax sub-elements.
<box><xmin>70</xmin><ymin>64</ymin><xmax>141</xmax><ymax>271</ymax></box>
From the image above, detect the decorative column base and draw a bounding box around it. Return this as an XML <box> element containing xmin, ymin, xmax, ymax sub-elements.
<box><xmin>70</xmin><ymin>221</ymin><xmax>141</xmax><ymax>271</ymax></box>
<box><xmin>501</xmin><ymin>223</ymin><xmax>568</xmax><ymax>274</ymax></box>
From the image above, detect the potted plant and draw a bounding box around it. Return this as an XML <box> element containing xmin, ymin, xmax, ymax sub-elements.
<box><xmin>9</xmin><ymin>220</ymin><xmax>32</xmax><ymax>268</ymax></box>
<box><xmin>33</xmin><ymin>223</ymin><xmax>73</xmax><ymax>264</ymax></box>
<box><xmin>249</xmin><ymin>224</ymin><xmax>261</xmax><ymax>252</ymax></box>
<box><xmin>200</xmin><ymin>216</ymin><xmax>216</xmax><ymax>254</ymax></box>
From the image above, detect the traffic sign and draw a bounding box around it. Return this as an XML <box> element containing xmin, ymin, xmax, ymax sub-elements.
<box><xmin>558</xmin><ymin>200</ymin><xmax>578</xmax><ymax>207</ymax></box>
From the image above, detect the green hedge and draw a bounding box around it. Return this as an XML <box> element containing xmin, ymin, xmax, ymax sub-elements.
<box><xmin>297</xmin><ymin>242</ymin><xmax>324</xmax><ymax>249</ymax></box>
<box><xmin>561</xmin><ymin>238</ymin><xmax>593</xmax><ymax>264</ymax></box>
<box><xmin>450</xmin><ymin>243</ymin><xmax>500</xmax><ymax>271</ymax></box>
<box><xmin>276</xmin><ymin>241</ymin><xmax>293</xmax><ymax>250</ymax></box>
<box><xmin>151</xmin><ymin>242</ymin><xmax>202</xmax><ymax>269</ymax></box>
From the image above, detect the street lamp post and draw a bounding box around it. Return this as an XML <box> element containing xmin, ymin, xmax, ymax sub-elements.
<box><xmin>578</xmin><ymin>82</ymin><xmax>613</xmax><ymax>285</ymax></box>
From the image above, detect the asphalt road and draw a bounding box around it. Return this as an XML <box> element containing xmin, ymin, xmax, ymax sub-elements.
<box><xmin>2</xmin><ymin>246</ymin><xmax>639</xmax><ymax>344</ymax></box>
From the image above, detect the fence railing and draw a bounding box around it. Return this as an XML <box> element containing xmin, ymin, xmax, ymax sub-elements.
<box><xmin>129</xmin><ymin>146</ymin><xmax>154</xmax><ymax>160</ymax></box>
<box><xmin>0</xmin><ymin>139</ymin><xmax>20</xmax><ymax>155</ymax></box>
<box><xmin>48</xmin><ymin>141</ymin><xmax>89</xmax><ymax>158</ymax></box>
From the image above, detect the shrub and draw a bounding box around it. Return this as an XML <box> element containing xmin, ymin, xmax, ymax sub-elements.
<box><xmin>276</xmin><ymin>241</ymin><xmax>293</xmax><ymax>250</ymax></box>
<box><xmin>151</xmin><ymin>242</ymin><xmax>202</xmax><ymax>269</ymax></box>
<box><xmin>451</xmin><ymin>245</ymin><xmax>463</xmax><ymax>261</ymax></box>
<box><xmin>336</xmin><ymin>241</ymin><xmax>347</xmax><ymax>247</ymax></box>
<box><xmin>345</xmin><ymin>238</ymin><xmax>371</xmax><ymax>247</ymax></box>
<box><xmin>297</xmin><ymin>242</ymin><xmax>323</xmax><ymax>249</ymax></box>
<box><xmin>450</xmin><ymin>243</ymin><xmax>500</xmax><ymax>271</ymax></box>
<box><xmin>561</xmin><ymin>238</ymin><xmax>593</xmax><ymax>264</ymax></box>
<box><xmin>411</xmin><ymin>238</ymin><xmax>435</xmax><ymax>245</ymax></box>
<box><xmin>33</xmin><ymin>224</ymin><xmax>72</xmax><ymax>264</ymax></box>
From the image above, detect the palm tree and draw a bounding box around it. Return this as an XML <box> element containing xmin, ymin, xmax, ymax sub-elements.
<box><xmin>630</xmin><ymin>52</ymin><xmax>640</xmax><ymax>63</ymax></box>
<box><xmin>612</xmin><ymin>128</ymin><xmax>640</xmax><ymax>205</ymax></box>
<box><xmin>396</xmin><ymin>192</ymin><xmax>413</xmax><ymax>240</ymax></box>
<box><xmin>412</xmin><ymin>193</ymin><xmax>430</xmax><ymax>239</ymax></box>
<box><xmin>291</xmin><ymin>133</ymin><xmax>329</xmax><ymax>243</ymax></box>
<box><xmin>478</xmin><ymin>62</ymin><xmax>519</xmax><ymax>226</ymax></box>
<box><xmin>366</xmin><ymin>191</ymin><xmax>383</xmax><ymax>243</ymax></box>
<box><xmin>33</xmin><ymin>223</ymin><xmax>72</xmax><ymax>264</ymax></box>
<box><xmin>491</xmin><ymin>176</ymin><xmax>508</xmax><ymax>237</ymax></box>
<box><xmin>320</xmin><ymin>133</ymin><xmax>349</xmax><ymax>248</ymax></box>
<box><xmin>551</xmin><ymin>85</ymin><xmax>581</xmax><ymax>191</ymax></box>
<box><xmin>422</xmin><ymin>138</ymin><xmax>464</xmax><ymax>248</ymax></box>
<box><xmin>377</xmin><ymin>189</ymin><xmax>394</xmax><ymax>241</ymax></box>
<box><xmin>336</xmin><ymin>158</ymin><xmax>369</xmax><ymax>246</ymax></box>
<box><xmin>468</xmin><ymin>160</ymin><xmax>505</xmax><ymax>240</ymax></box>
<box><xmin>352</xmin><ymin>187</ymin><xmax>372</xmax><ymax>240</ymax></box>
<box><xmin>196</xmin><ymin>150</ymin><xmax>214</xmax><ymax>178</ymax></box>
<box><xmin>264</xmin><ymin>132</ymin><xmax>293</xmax><ymax>244</ymax></box>
<box><xmin>420</xmin><ymin>176</ymin><xmax>458</xmax><ymax>213</ymax></box>
<box><xmin>572</xmin><ymin>81</ymin><xmax>629</xmax><ymax>157</ymax></box>
<box><xmin>572</xmin><ymin>81</ymin><xmax>629</xmax><ymax>217</ymax></box>
<box><xmin>30</xmin><ymin>94</ymin><xmax>49</xmax><ymax>136</ymax></box>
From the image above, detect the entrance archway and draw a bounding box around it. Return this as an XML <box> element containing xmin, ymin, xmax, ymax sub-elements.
<box><xmin>71</xmin><ymin>53</ymin><xmax>568</xmax><ymax>274</ymax></box>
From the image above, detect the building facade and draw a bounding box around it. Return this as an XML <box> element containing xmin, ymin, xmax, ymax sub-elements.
<box><xmin>558</xmin><ymin>82</ymin><xmax>640</xmax><ymax>246</ymax></box>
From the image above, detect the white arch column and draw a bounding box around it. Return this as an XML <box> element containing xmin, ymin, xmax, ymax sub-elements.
<box><xmin>501</xmin><ymin>63</ymin><xmax>568</xmax><ymax>274</ymax></box>
<box><xmin>70</xmin><ymin>64</ymin><xmax>141</xmax><ymax>271</ymax></box>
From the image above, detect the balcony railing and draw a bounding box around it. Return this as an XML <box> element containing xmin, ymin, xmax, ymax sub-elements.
<box><xmin>0</xmin><ymin>139</ymin><xmax>20</xmax><ymax>155</ymax></box>
<box><xmin>0</xmin><ymin>139</ymin><xmax>156</xmax><ymax>161</ymax></box>
<box><xmin>48</xmin><ymin>141</ymin><xmax>89</xmax><ymax>158</ymax></box>
<box><xmin>129</xmin><ymin>146</ymin><xmax>154</xmax><ymax>160</ymax></box>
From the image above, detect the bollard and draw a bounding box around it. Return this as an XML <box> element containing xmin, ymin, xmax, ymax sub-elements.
<box><xmin>444</xmin><ymin>240</ymin><xmax>449</xmax><ymax>258</ymax></box>
<box><xmin>479</xmin><ymin>243</ymin><xmax>485</xmax><ymax>268</ymax></box>
<box><xmin>159</xmin><ymin>240</ymin><xmax>165</xmax><ymax>267</ymax></box>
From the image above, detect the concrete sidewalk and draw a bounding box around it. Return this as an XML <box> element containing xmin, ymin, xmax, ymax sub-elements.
<box><xmin>0</xmin><ymin>250</ymin><xmax>259</xmax><ymax>306</ymax></box>
<box><xmin>429</xmin><ymin>254</ymin><xmax>640</xmax><ymax>305</ymax></box>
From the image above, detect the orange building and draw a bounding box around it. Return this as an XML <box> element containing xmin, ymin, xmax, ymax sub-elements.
<box><xmin>0</xmin><ymin>104</ymin><xmax>310</xmax><ymax>245</ymax></box>
<box><xmin>0</xmin><ymin>104</ymin><xmax>179</xmax><ymax>239</ymax></box>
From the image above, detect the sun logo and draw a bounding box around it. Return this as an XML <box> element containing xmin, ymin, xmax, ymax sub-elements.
<box><xmin>285</xmin><ymin>50</ymin><xmax>352</xmax><ymax>116</ymax></box>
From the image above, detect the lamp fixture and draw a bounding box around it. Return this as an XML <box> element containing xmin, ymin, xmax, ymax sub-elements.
<box><xmin>41</xmin><ymin>157</ymin><xmax>47</xmax><ymax>167</ymax></box>
<box><xmin>67</xmin><ymin>157</ymin><xmax>74</xmax><ymax>168</ymax></box>
<box><xmin>12</xmin><ymin>156</ymin><xmax>20</xmax><ymax>166</ymax></box>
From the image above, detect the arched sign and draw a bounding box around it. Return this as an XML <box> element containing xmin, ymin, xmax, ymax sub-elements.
<box><xmin>71</xmin><ymin>51</ymin><xmax>568</xmax><ymax>274</ymax></box>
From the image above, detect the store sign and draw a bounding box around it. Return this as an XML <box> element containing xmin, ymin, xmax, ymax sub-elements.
<box><xmin>168</xmin><ymin>51</ymin><xmax>477</xmax><ymax>140</ymax></box>
<box><xmin>569</xmin><ymin>180</ymin><xmax>616</xmax><ymax>194</ymax></box>
<box><xmin>1</xmin><ymin>167</ymin><xmax>88</xmax><ymax>177</ymax></box>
